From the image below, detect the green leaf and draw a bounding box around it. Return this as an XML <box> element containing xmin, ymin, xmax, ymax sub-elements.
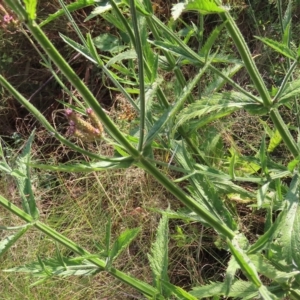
<box><xmin>40</xmin><ymin>0</ymin><xmax>96</xmax><ymax>27</ymax></box>
<box><xmin>185</xmin><ymin>0</ymin><xmax>227</xmax><ymax>15</ymax></box>
<box><xmin>173</xmin><ymin>92</ymin><xmax>255</xmax><ymax>133</ymax></box>
<box><xmin>268</xmin><ymin>129</ymin><xmax>282</xmax><ymax>153</ymax></box>
<box><xmin>5</xmin><ymin>257</ymin><xmax>99</xmax><ymax>277</ymax></box>
<box><xmin>23</xmin><ymin>0</ymin><xmax>37</xmax><ymax>20</ymax></box>
<box><xmin>14</xmin><ymin>131</ymin><xmax>39</xmax><ymax>219</ymax></box>
<box><xmin>148</xmin><ymin>214</ymin><xmax>170</xmax><ymax>294</ymax></box>
<box><xmin>275</xmin><ymin>173</ymin><xmax>300</xmax><ymax>268</ymax></box>
<box><xmin>93</xmin><ymin>33</ymin><xmax>127</xmax><ymax>53</ymax></box>
<box><xmin>255</xmin><ymin>36</ymin><xmax>296</xmax><ymax>60</ymax></box>
<box><xmin>107</xmin><ymin>228</ymin><xmax>140</xmax><ymax>270</ymax></box>
<box><xmin>0</xmin><ymin>226</ymin><xmax>31</xmax><ymax>257</ymax></box>
<box><xmin>30</xmin><ymin>157</ymin><xmax>134</xmax><ymax>172</ymax></box>
<box><xmin>278</xmin><ymin>78</ymin><xmax>300</xmax><ymax>104</ymax></box>
<box><xmin>287</xmin><ymin>156</ymin><xmax>300</xmax><ymax>172</ymax></box>
<box><xmin>249</xmin><ymin>254</ymin><xmax>300</xmax><ymax>284</ymax></box>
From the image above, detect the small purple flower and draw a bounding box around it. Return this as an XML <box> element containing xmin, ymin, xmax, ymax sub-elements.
<box><xmin>3</xmin><ymin>14</ymin><xmax>13</xmax><ymax>23</ymax></box>
<box><xmin>86</xmin><ymin>108</ymin><xmax>93</xmax><ymax>114</ymax></box>
<box><xmin>69</xmin><ymin>120</ymin><xmax>75</xmax><ymax>126</ymax></box>
<box><xmin>65</xmin><ymin>108</ymin><xmax>73</xmax><ymax>116</ymax></box>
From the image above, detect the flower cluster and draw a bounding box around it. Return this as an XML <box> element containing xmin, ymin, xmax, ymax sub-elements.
<box><xmin>65</xmin><ymin>108</ymin><xmax>104</xmax><ymax>142</ymax></box>
<box><xmin>0</xmin><ymin>4</ymin><xmax>16</xmax><ymax>30</ymax></box>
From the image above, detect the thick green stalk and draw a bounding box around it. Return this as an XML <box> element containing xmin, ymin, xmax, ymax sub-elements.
<box><xmin>218</xmin><ymin>11</ymin><xmax>272</xmax><ymax>107</ymax></box>
<box><xmin>269</xmin><ymin>109</ymin><xmax>299</xmax><ymax>157</ymax></box>
<box><xmin>139</xmin><ymin>157</ymin><xmax>235</xmax><ymax>239</ymax></box>
<box><xmin>0</xmin><ymin>194</ymin><xmax>163</xmax><ymax>299</ymax></box>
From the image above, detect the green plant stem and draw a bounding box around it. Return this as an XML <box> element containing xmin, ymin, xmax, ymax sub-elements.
<box><xmin>273</xmin><ymin>59</ymin><xmax>298</xmax><ymax>103</ymax></box>
<box><xmin>129</xmin><ymin>0</ymin><xmax>146</xmax><ymax>151</ymax></box>
<box><xmin>5</xmin><ymin>0</ymin><xmax>139</xmax><ymax>159</ymax></box>
<box><xmin>150</xmin><ymin>15</ymin><xmax>262</xmax><ymax>104</ymax></box>
<box><xmin>217</xmin><ymin>11</ymin><xmax>272</xmax><ymax>107</ymax></box>
<box><xmin>269</xmin><ymin>109</ymin><xmax>299</xmax><ymax>157</ymax></box>
<box><xmin>138</xmin><ymin>157</ymin><xmax>235</xmax><ymax>239</ymax></box>
<box><xmin>0</xmin><ymin>194</ymin><xmax>164</xmax><ymax>299</ymax></box>
<box><xmin>218</xmin><ymin>8</ymin><xmax>299</xmax><ymax>157</ymax></box>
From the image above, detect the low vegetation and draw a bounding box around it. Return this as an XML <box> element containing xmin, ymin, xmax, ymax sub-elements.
<box><xmin>1</xmin><ymin>0</ymin><xmax>300</xmax><ymax>299</ymax></box>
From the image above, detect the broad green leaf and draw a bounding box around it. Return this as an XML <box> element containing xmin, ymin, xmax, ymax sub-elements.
<box><xmin>287</xmin><ymin>156</ymin><xmax>300</xmax><ymax>172</ymax></box>
<box><xmin>40</xmin><ymin>0</ymin><xmax>96</xmax><ymax>27</ymax></box>
<box><xmin>0</xmin><ymin>226</ymin><xmax>31</xmax><ymax>257</ymax></box>
<box><xmin>185</xmin><ymin>0</ymin><xmax>227</xmax><ymax>15</ymax></box>
<box><xmin>107</xmin><ymin>228</ymin><xmax>140</xmax><ymax>270</ymax></box>
<box><xmin>93</xmin><ymin>33</ymin><xmax>127</xmax><ymax>53</ymax></box>
<box><xmin>255</xmin><ymin>36</ymin><xmax>296</xmax><ymax>60</ymax></box>
<box><xmin>23</xmin><ymin>0</ymin><xmax>37</xmax><ymax>20</ymax></box>
<box><xmin>14</xmin><ymin>131</ymin><xmax>39</xmax><ymax>219</ymax></box>
<box><xmin>190</xmin><ymin>280</ymin><xmax>258</xmax><ymax>298</ymax></box>
<box><xmin>268</xmin><ymin>129</ymin><xmax>282</xmax><ymax>153</ymax></box>
<box><xmin>147</xmin><ymin>214</ymin><xmax>170</xmax><ymax>295</ymax></box>
<box><xmin>173</xmin><ymin>92</ymin><xmax>255</xmax><ymax>133</ymax></box>
<box><xmin>30</xmin><ymin>157</ymin><xmax>134</xmax><ymax>172</ymax></box>
<box><xmin>249</xmin><ymin>254</ymin><xmax>300</xmax><ymax>284</ymax></box>
<box><xmin>274</xmin><ymin>173</ymin><xmax>300</xmax><ymax>268</ymax></box>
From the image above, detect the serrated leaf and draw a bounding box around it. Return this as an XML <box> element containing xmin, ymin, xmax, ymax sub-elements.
<box><xmin>255</xmin><ymin>36</ymin><xmax>296</xmax><ymax>60</ymax></box>
<box><xmin>107</xmin><ymin>228</ymin><xmax>140</xmax><ymax>270</ymax></box>
<box><xmin>287</xmin><ymin>156</ymin><xmax>300</xmax><ymax>172</ymax></box>
<box><xmin>274</xmin><ymin>173</ymin><xmax>300</xmax><ymax>268</ymax></box>
<box><xmin>147</xmin><ymin>214</ymin><xmax>169</xmax><ymax>294</ymax></box>
<box><xmin>278</xmin><ymin>78</ymin><xmax>300</xmax><ymax>104</ymax></box>
<box><xmin>0</xmin><ymin>226</ymin><xmax>31</xmax><ymax>257</ymax></box>
<box><xmin>173</xmin><ymin>92</ymin><xmax>255</xmax><ymax>133</ymax></box>
<box><xmin>14</xmin><ymin>131</ymin><xmax>39</xmax><ymax>219</ymax></box>
<box><xmin>30</xmin><ymin>157</ymin><xmax>134</xmax><ymax>172</ymax></box>
<box><xmin>5</xmin><ymin>257</ymin><xmax>99</xmax><ymax>277</ymax></box>
<box><xmin>249</xmin><ymin>254</ymin><xmax>300</xmax><ymax>284</ymax></box>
